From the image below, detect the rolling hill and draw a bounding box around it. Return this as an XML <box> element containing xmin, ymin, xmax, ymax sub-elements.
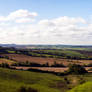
<box><xmin>0</xmin><ymin>68</ymin><xmax>65</xmax><ymax>92</ymax></box>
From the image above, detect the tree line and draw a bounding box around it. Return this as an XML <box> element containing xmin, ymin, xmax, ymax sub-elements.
<box><xmin>11</xmin><ymin>61</ymin><xmax>65</xmax><ymax>67</ymax></box>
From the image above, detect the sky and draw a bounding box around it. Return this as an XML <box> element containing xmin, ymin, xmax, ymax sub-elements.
<box><xmin>0</xmin><ymin>0</ymin><xmax>92</xmax><ymax>45</ymax></box>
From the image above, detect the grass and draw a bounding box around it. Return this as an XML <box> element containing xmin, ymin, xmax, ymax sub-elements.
<box><xmin>61</xmin><ymin>50</ymin><xmax>84</xmax><ymax>57</ymax></box>
<box><xmin>37</xmin><ymin>49</ymin><xmax>85</xmax><ymax>59</ymax></box>
<box><xmin>68</xmin><ymin>82</ymin><xmax>92</xmax><ymax>92</ymax></box>
<box><xmin>67</xmin><ymin>73</ymin><xmax>92</xmax><ymax>92</ymax></box>
<box><xmin>0</xmin><ymin>68</ymin><xmax>65</xmax><ymax>92</ymax></box>
<box><xmin>7</xmin><ymin>50</ymin><xmax>16</xmax><ymax>53</ymax></box>
<box><xmin>0</xmin><ymin>68</ymin><xmax>92</xmax><ymax>92</ymax></box>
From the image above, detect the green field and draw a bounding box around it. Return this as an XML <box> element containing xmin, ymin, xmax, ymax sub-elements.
<box><xmin>0</xmin><ymin>65</ymin><xmax>92</xmax><ymax>92</ymax></box>
<box><xmin>0</xmin><ymin>68</ymin><xmax>66</xmax><ymax>92</ymax></box>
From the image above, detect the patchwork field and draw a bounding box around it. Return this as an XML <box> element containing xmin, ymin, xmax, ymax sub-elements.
<box><xmin>1</xmin><ymin>54</ymin><xmax>92</xmax><ymax>66</ymax></box>
<box><xmin>1</xmin><ymin>47</ymin><xmax>92</xmax><ymax>92</ymax></box>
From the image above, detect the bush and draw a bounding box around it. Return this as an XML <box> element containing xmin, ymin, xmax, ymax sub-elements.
<box><xmin>68</xmin><ymin>64</ymin><xmax>88</xmax><ymax>74</ymax></box>
<box><xmin>51</xmin><ymin>61</ymin><xmax>65</xmax><ymax>67</ymax></box>
<box><xmin>18</xmin><ymin>86</ymin><xmax>38</xmax><ymax>92</ymax></box>
<box><xmin>18</xmin><ymin>86</ymin><xmax>26</xmax><ymax>92</ymax></box>
<box><xmin>27</xmin><ymin>87</ymin><xmax>38</xmax><ymax>92</ymax></box>
<box><xmin>0</xmin><ymin>63</ymin><xmax>10</xmax><ymax>68</ymax></box>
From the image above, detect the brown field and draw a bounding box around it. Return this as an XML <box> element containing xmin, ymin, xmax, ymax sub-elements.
<box><xmin>1</xmin><ymin>54</ymin><xmax>92</xmax><ymax>66</ymax></box>
<box><xmin>12</xmin><ymin>66</ymin><xmax>92</xmax><ymax>73</ymax></box>
<box><xmin>15</xmin><ymin>67</ymin><xmax>68</xmax><ymax>72</ymax></box>
<box><xmin>1</xmin><ymin>54</ymin><xmax>69</xmax><ymax>65</ymax></box>
<box><xmin>1</xmin><ymin>54</ymin><xmax>92</xmax><ymax>73</ymax></box>
<box><xmin>0</xmin><ymin>58</ymin><xmax>15</xmax><ymax>65</ymax></box>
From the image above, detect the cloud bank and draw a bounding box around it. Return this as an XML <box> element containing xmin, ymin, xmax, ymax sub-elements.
<box><xmin>0</xmin><ymin>9</ymin><xmax>92</xmax><ymax>45</ymax></box>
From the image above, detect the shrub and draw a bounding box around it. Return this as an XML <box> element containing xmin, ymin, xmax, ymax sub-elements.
<box><xmin>68</xmin><ymin>64</ymin><xmax>87</xmax><ymax>74</ymax></box>
<box><xmin>18</xmin><ymin>86</ymin><xmax>26</xmax><ymax>92</ymax></box>
<box><xmin>18</xmin><ymin>86</ymin><xmax>38</xmax><ymax>92</ymax></box>
<box><xmin>51</xmin><ymin>61</ymin><xmax>65</xmax><ymax>67</ymax></box>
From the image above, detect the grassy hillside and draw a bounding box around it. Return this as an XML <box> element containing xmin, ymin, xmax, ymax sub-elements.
<box><xmin>0</xmin><ymin>67</ymin><xmax>92</xmax><ymax>92</ymax></box>
<box><xmin>68</xmin><ymin>82</ymin><xmax>92</xmax><ymax>92</ymax></box>
<box><xmin>67</xmin><ymin>73</ymin><xmax>92</xmax><ymax>92</ymax></box>
<box><xmin>0</xmin><ymin>68</ymin><xmax>65</xmax><ymax>92</ymax></box>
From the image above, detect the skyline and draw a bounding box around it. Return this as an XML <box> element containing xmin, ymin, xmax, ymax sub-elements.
<box><xmin>0</xmin><ymin>0</ymin><xmax>92</xmax><ymax>45</ymax></box>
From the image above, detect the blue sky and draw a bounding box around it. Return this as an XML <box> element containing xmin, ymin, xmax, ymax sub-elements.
<box><xmin>0</xmin><ymin>0</ymin><xmax>92</xmax><ymax>19</ymax></box>
<box><xmin>0</xmin><ymin>0</ymin><xmax>92</xmax><ymax>45</ymax></box>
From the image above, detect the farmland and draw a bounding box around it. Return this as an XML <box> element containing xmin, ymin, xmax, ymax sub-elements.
<box><xmin>1</xmin><ymin>53</ymin><xmax>92</xmax><ymax>67</ymax></box>
<box><xmin>0</xmin><ymin>46</ymin><xmax>92</xmax><ymax>92</ymax></box>
<box><xmin>1</xmin><ymin>46</ymin><xmax>92</xmax><ymax>71</ymax></box>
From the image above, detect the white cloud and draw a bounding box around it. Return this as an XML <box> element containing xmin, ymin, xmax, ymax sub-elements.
<box><xmin>8</xmin><ymin>9</ymin><xmax>37</xmax><ymax>18</ymax></box>
<box><xmin>0</xmin><ymin>10</ymin><xmax>92</xmax><ymax>45</ymax></box>
<box><xmin>0</xmin><ymin>9</ymin><xmax>37</xmax><ymax>23</ymax></box>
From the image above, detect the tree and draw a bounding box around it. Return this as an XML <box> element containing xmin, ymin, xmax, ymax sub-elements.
<box><xmin>0</xmin><ymin>63</ymin><xmax>10</xmax><ymax>68</ymax></box>
<box><xmin>51</xmin><ymin>61</ymin><xmax>65</xmax><ymax>67</ymax></box>
<box><xmin>68</xmin><ymin>64</ymin><xmax>87</xmax><ymax>74</ymax></box>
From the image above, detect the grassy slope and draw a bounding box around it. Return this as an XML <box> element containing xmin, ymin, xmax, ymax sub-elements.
<box><xmin>0</xmin><ymin>68</ymin><xmax>65</xmax><ymax>92</ymax></box>
<box><xmin>0</xmin><ymin>68</ymin><xmax>92</xmax><ymax>92</ymax></box>
<box><xmin>68</xmin><ymin>82</ymin><xmax>92</xmax><ymax>92</ymax></box>
<box><xmin>67</xmin><ymin>74</ymin><xmax>92</xmax><ymax>92</ymax></box>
